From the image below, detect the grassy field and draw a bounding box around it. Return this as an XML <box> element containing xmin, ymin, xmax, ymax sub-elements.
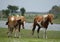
<box><xmin>0</xmin><ymin>28</ymin><xmax>60</xmax><ymax>42</ymax></box>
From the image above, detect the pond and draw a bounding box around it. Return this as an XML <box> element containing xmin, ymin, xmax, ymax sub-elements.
<box><xmin>0</xmin><ymin>21</ymin><xmax>60</xmax><ymax>31</ymax></box>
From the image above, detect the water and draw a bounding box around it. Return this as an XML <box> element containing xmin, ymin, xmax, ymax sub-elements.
<box><xmin>0</xmin><ymin>21</ymin><xmax>60</xmax><ymax>31</ymax></box>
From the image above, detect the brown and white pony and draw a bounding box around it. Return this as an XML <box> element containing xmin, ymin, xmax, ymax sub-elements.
<box><xmin>32</xmin><ymin>14</ymin><xmax>54</xmax><ymax>39</ymax></box>
<box><xmin>6</xmin><ymin>15</ymin><xmax>25</xmax><ymax>38</ymax></box>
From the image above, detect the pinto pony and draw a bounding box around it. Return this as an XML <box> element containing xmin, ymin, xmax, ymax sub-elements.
<box><xmin>6</xmin><ymin>15</ymin><xmax>25</xmax><ymax>38</ymax></box>
<box><xmin>32</xmin><ymin>14</ymin><xmax>54</xmax><ymax>39</ymax></box>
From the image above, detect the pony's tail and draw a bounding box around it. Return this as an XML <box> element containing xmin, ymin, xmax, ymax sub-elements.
<box><xmin>6</xmin><ymin>22</ymin><xmax>8</xmax><ymax>25</ymax></box>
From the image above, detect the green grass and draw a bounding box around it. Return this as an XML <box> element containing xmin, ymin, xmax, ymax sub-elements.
<box><xmin>0</xmin><ymin>28</ymin><xmax>60</xmax><ymax>42</ymax></box>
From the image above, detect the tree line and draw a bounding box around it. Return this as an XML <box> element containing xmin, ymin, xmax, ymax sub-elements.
<box><xmin>1</xmin><ymin>5</ymin><xmax>60</xmax><ymax>18</ymax></box>
<box><xmin>49</xmin><ymin>5</ymin><xmax>60</xmax><ymax>14</ymax></box>
<box><xmin>2</xmin><ymin>5</ymin><xmax>26</xmax><ymax>18</ymax></box>
<box><xmin>49</xmin><ymin>5</ymin><xmax>60</xmax><ymax>19</ymax></box>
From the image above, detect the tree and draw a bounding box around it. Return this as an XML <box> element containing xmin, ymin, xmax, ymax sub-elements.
<box><xmin>49</xmin><ymin>5</ymin><xmax>60</xmax><ymax>19</ymax></box>
<box><xmin>49</xmin><ymin>5</ymin><xmax>60</xmax><ymax>14</ymax></box>
<box><xmin>2</xmin><ymin>9</ymin><xmax>10</xmax><ymax>17</ymax></box>
<box><xmin>20</xmin><ymin>7</ymin><xmax>26</xmax><ymax>16</ymax></box>
<box><xmin>7</xmin><ymin>5</ymin><xmax>19</xmax><ymax>14</ymax></box>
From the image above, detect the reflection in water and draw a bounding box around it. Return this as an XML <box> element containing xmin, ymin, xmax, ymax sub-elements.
<box><xmin>0</xmin><ymin>21</ymin><xmax>60</xmax><ymax>31</ymax></box>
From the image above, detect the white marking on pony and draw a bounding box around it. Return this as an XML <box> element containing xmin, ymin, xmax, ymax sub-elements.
<box><xmin>11</xmin><ymin>16</ymin><xmax>14</xmax><ymax>21</ymax></box>
<box><xmin>16</xmin><ymin>15</ymin><xmax>20</xmax><ymax>20</ymax></box>
<box><xmin>43</xmin><ymin>15</ymin><xmax>48</xmax><ymax>22</ymax></box>
<box><xmin>43</xmin><ymin>15</ymin><xmax>48</xmax><ymax>18</ymax></box>
<box><xmin>43</xmin><ymin>28</ymin><xmax>47</xmax><ymax>39</ymax></box>
<box><xmin>37</xmin><ymin>22</ymin><xmax>41</xmax><ymax>25</ymax></box>
<box><xmin>24</xmin><ymin>21</ymin><xmax>25</xmax><ymax>24</ymax></box>
<box><xmin>37</xmin><ymin>21</ymin><xmax>42</xmax><ymax>27</ymax></box>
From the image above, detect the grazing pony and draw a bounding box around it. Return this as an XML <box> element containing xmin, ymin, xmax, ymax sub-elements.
<box><xmin>6</xmin><ymin>15</ymin><xmax>25</xmax><ymax>38</ymax></box>
<box><xmin>32</xmin><ymin>14</ymin><xmax>54</xmax><ymax>39</ymax></box>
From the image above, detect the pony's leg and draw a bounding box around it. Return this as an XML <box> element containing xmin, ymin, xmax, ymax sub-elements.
<box><xmin>22</xmin><ymin>22</ymin><xmax>24</xmax><ymax>29</ymax></box>
<box><xmin>43</xmin><ymin>28</ymin><xmax>47</xmax><ymax>39</ymax></box>
<box><xmin>8</xmin><ymin>27</ymin><xmax>12</xmax><ymax>37</ymax></box>
<box><xmin>15</xmin><ymin>28</ymin><xmax>19</xmax><ymax>38</ymax></box>
<box><xmin>15</xmin><ymin>25</ymin><xmax>20</xmax><ymax>38</ymax></box>
<box><xmin>37</xmin><ymin>24</ymin><xmax>41</xmax><ymax>38</ymax></box>
<box><xmin>32</xmin><ymin>24</ymin><xmax>36</xmax><ymax>35</ymax></box>
<box><xmin>19</xmin><ymin>24</ymin><xmax>21</xmax><ymax>32</ymax></box>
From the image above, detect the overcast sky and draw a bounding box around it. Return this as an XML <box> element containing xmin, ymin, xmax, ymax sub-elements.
<box><xmin>0</xmin><ymin>0</ymin><xmax>60</xmax><ymax>12</ymax></box>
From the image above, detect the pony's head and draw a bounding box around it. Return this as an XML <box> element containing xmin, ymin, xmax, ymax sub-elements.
<box><xmin>47</xmin><ymin>14</ymin><xmax>54</xmax><ymax>25</ymax></box>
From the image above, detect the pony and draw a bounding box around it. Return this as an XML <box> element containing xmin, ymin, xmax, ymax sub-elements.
<box><xmin>32</xmin><ymin>14</ymin><xmax>54</xmax><ymax>39</ymax></box>
<box><xmin>6</xmin><ymin>15</ymin><xmax>25</xmax><ymax>38</ymax></box>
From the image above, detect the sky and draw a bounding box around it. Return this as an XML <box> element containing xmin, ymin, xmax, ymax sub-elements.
<box><xmin>0</xmin><ymin>0</ymin><xmax>60</xmax><ymax>12</ymax></box>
